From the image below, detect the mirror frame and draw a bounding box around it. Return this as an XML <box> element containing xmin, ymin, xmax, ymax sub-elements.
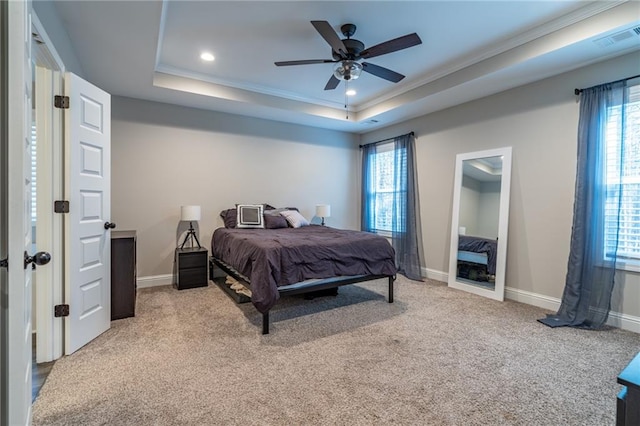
<box><xmin>448</xmin><ymin>147</ymin><xmax>512</xmax><ymax>301</ymax></box>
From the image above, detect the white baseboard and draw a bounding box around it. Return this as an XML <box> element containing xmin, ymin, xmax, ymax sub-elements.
<box><xmin>504</xmin><ymin>286</ymin><xmax>561</xmax><ymax>312</ymax></box>
<box><xmin>137</xmin><ymin>274</ymin><xmax>174</xmax><ymax>289</ymax></box>
<box><xmin>505</xmin><ymin>286</ymin><xmax>640</xmax><ymax>334</ymax></box>
<box><xmin>606</xmin><ymin>311</ymin><xmax>640</xmax><ymax>334</ymax></box>
<box><xmin>423</xmin><ymin>268</ymin><xmax>640</xmax><ymax>334</ymax></box>
<box><xmin>422</xmin><ymin>267</ymin><xmax>448</xmax><ymax>282</ymax></box>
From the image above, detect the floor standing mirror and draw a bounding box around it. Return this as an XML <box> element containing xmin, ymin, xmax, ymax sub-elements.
<box><xmin>448</xmin><ymin>147</ymin><xmax>512</xmax><ymax>301</ymax></box>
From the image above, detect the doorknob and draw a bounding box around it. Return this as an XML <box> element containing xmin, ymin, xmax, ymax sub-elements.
<box><xmin>104</xmin><ymin>222</ymin><xmax>116</xmax><ymax>230</ymax></box>
<box><xmin>24</xmin><ymin>251</ymin><xmax>51</xmax><ymax>270</ymax></box>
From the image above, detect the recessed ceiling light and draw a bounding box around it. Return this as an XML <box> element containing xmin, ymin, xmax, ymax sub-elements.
<box><xmin>200</xmin><ymin>52</ymin><xmax>215</xmax><ymax>62</ymax></box>
<box><xmin>346</xmin><ymin>89</ymin><xmax>356</xmax><ymax>96</ymax></box>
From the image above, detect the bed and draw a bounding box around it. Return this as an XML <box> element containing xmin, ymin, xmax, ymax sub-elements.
<box><xmin>210</xmin><ymin>225</ymin><xmax>397</xmax><ymax>334</ymax></box>
<box><xmin>457</xmin><ymin>235</ymin><xmax>497</xmax><ymax>282</ymax></box>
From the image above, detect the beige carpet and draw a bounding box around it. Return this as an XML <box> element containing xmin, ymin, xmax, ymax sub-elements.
<box><xmin>32</xmin><ymin>277</ymin><xmax>639</xmax><ymax>425</ymax></box>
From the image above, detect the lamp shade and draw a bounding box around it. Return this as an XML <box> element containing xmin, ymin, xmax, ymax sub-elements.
<box><xmin>316</xmin><ymin>204</ymin><xmax>331</xmax><ymax>218</ymax></box>
<box><xmin>181</xmin><ymin>205</ymin><xmax>201</xmax><ymax>221</ymax></box>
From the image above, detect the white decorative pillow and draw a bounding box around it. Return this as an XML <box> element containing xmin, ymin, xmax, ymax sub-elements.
<box><xmin>280</xmin><ymin>209</ymin><xmax>309</xmax><ymax>228</ymax></box>
<box><xmin>236</xmin><ymin>204</ymin><xmax>264</xmax><ymax>228</ymax></box>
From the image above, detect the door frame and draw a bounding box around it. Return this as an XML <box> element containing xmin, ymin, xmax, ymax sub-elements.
<box><xmin>4</xmin><ymin>0</ymin><xmax>34</xmax><ymax>423</ymax></box>
<box><xmin>32</xmin><ymin>12</ymin><xmax>65</xmax><ymax>363</ymax></box>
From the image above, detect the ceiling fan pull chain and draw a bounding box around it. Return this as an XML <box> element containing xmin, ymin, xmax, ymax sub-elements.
<box><xmin>344</xmin><ymin>80</ymin><xmax>349</xmax><ymax>119</ymax></box>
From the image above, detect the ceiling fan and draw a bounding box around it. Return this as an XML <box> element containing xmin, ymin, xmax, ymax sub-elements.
<box><xmin>275</xmin><ymin>21</ymin><xmax>422</xmax><ymax>90</ymax></box>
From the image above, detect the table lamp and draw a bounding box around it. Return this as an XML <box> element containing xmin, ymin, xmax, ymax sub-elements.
<box><xmin>316</xmin><ymin>204</ymin><xmax>331</xmax><ymax>226</ymax></box>
<box><xmin>180</xmin><ymin>205</ymin><xmax>201</xmax><ymax>248</ymax></box>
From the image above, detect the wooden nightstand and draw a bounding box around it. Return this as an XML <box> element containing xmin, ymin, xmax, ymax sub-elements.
<box><xmin>175</xmin><ymin>247</ymin><xmax>208</xmax><ymax>290</ymax></box>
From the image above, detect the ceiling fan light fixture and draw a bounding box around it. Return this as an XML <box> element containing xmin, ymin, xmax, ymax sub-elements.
<box><xmin>333</xmin><ymin>60</ymin><xmax>362</xmax><ymax>81</ymax></box>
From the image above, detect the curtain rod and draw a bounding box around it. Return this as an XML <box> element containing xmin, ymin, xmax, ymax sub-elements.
<box><xmin>574</xmin><ymin>74</ymin><xmax>640</xmax><ymax>95</ymax></box>
<box><xmin>359</xmin><ymin>131</ymin><xmax>414</xmax><ymax>149</ymax></box>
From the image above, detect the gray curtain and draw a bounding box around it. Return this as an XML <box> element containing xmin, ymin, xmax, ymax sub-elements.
<box><xmin>361</xmin><ymin>133</ymin><xmax>423</xmax><ymax>281</ymax></box>
<box><xmin>539</xmin><ymin>81</ymin><xmax>627</xmax><ymax>329</ymax></box>
<box><xmin>391</xmin><ymin>133</ymin><xmax>423</xmax><ymax>280</ymax></box>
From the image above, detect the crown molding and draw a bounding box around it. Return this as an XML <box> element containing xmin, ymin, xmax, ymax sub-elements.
<box><xmin>154</xmin><ymin>63</ymin><xmax>347</xmax><ymax>110</ymax></box>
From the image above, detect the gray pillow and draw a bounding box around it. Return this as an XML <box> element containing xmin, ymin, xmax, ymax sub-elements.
<box><xmin>264</xmin><ymin>214</ymin><xmax>288</xmax><ymax>229</ymax></box>
<box><xmin>220</xmin><ymin>209</ymin><xmax>237</xmax><ymax>228</ymax></box>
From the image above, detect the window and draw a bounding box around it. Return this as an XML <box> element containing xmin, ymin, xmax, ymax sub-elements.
<box><xmin>604</xmin><ymin>83</ymin><xmax>640</xmax><ymax>267</ymax></box>
<box><xmin>361</xmin><ymin>132</ymin><xmax>422</xmax><ymax>279</ymax></box>
<box><xmin>368</xmin><ymin>142</ymin><xmax>406</xmax><ymax>234</ymax></box>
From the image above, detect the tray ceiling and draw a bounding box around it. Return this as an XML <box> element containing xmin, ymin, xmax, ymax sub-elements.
<box><xmin>49</xmin><ymin>1</ymin><xmax>640</xmax><ymax>133</ymax></box>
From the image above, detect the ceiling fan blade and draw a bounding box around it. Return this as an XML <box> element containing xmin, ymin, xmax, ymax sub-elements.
<box><xmin>359</xmin><ymin>33</ymin><xmax>422</xmax><ymax>59</ymax></box>
<box><xmin>362</xmin><ymin>62</ymin><xmax>405</xmax><ymax>83</ymax></box>
<box><xmin>311</xmin><ymin>20</ymin><xmax>348</xmax><ymax>57</ymax></box>
<box><xmin>275</xmin><ymin>59</ymin><xmax>336</xmax><ymax>66</ymax></box>
<box><xmin>324</xmin><ymin>74</ymin><xmax>340</xmax><ymax>90</ymax></box>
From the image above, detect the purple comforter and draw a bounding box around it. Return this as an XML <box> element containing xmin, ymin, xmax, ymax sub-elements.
<box><xmin>211</xmin><ymin>225</ymin><xmax>397</xmax><ymax>313</ymax></box>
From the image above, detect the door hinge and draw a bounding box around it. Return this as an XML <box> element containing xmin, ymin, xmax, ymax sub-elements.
<box><xmin>0</xmin><ymin>258</ymin><xmax>7</xmax><ymax>269</ymax></box>
<box><xmin>54</xmin><ymin>95</ymin><xmax>69</xmax><ymax>109</ymax></box>
<box><xmin>54</xmin><ymin>200</ymin><xmax>69</xmax><ymax>213</ymax></box>
<box><xmin>54</xmin><ymin>304</ymin><xmax>69</xmax><ymax>317</ymax></box>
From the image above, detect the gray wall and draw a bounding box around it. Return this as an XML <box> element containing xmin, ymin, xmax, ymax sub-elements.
<box><xmin>360</xmin><ymin>51</ymin><xmax>640</xmax><ymax>319</ymax></box>
<box><xmin>459</xmin><ymin>178</ymin><xmax>500</xmax><ymax>239</ymax></box>
<box><xmin>476</xmin><ymin>181</ymin><xmax>501</xmax><ymax>240</ymax></box>
<box><xmin>32</xmin><ymin>1</ymin><xmax>85</xmax><ymax>77</ymax></box>
<box><xmin>111</xmin><ymin>97</ymin><xmax>360</xmax><ymax>278</ymax></box>
<box><xmin>459</xmin><ymin>179</ymin><xmax>481</xmax><ymax>236</ymax></box>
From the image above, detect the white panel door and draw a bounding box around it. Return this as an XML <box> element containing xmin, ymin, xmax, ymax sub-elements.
<box><xmin>5</xmin><ymin>0</ymin><xmax>34</xmax><ymax>424</ymax></box>
<box><xmin>64</xmin><ymin>72</ymin><xmax>112</xmax><ymax>354</ymax></box>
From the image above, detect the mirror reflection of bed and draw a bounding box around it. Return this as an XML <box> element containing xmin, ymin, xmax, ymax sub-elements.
<box><xmin>457</xmin><ymin>235</ymin><xmax>497</xmax><ymax>289</ymax></box>
<box><xmin>448</xmin><ymin>147</ymin><xmax>512</xmax><ymax>301</ymax></box>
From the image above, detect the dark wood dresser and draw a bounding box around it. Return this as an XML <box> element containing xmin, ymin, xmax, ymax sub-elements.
<box><xmin>617</xmin><ymin>352</ymin><xmax>640</xmax><ymax>426</ymax></box>
<box><xmin>175</xmin><ymin>247</ymin><xmax>208</xmax><ymax>290</ymax></box>
<box><xmin>111</xmin><ymin>230</ymin><xmax>137</xmax><ymax>320</ymax></box>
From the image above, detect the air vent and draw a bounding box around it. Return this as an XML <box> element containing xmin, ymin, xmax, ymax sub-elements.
<box><xmin>611</xmin><ymin>31</ymin><xmax>634</xmax><ymax>42</ymax></box>
<box><xmin>364</xmin><ymin>119</ymin><xmax>379</xmax><ymax>125</ymax></box>
<box><xmin>594</xmin><ymin>27</ymin><xmax>640</xmax><ymax>48</ymax></box>
<box><xmin>594</xmin><ymin>37</ymin><xmax>614</xmax><ymax>48</ymax></box>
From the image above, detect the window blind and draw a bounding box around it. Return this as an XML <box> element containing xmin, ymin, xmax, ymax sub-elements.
<box><xmin>604</xmin><ymin>84</ymin><xmax>640</xmax><ymax>261</ymax></box>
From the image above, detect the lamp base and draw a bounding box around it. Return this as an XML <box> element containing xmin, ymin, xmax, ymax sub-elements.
<box><xmin>180</xmin><ymin>222</ymin><xmax>201</xmax><ymax>249</ymax></box>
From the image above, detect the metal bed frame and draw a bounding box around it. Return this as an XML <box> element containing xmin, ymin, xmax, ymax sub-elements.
<box><xmin>209</xmin><ymin>256</ymin><xmax>395</xmax><ymax>334</ymax></box>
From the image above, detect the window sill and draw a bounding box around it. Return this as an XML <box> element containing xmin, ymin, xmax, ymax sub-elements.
<box><xmin>595</xmin><ymin>258</ymin><xmax>640</xmax><ymax>274</ymax></box>
<box><xmin>375</xmin><ymin>230</ymin><xmax>392</xmax><ymax>238</ymax></box>
<box><xmin>614</xmin><ymin>261</ymin><xmax>640</xmax><ymax>274</ymax></box>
